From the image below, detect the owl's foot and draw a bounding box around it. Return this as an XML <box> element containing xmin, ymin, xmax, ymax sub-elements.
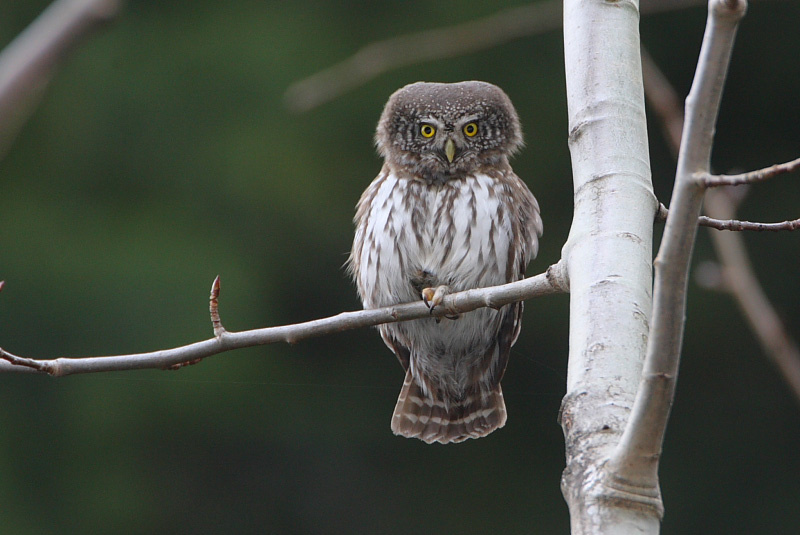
<box><xmin>421</xmin><ymin>285</ymin><xmax>448</xmax><ymax>310</ymax></box>
<box><xmin>421</xmin><ymin>286</ymin><xmax>459</xmax><ymax>320</ymax></box>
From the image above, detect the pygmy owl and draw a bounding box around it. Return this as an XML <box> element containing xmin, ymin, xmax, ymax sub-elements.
<box><xmin>349</xmin><ymin>81</ymin><xmax>542</xmax><ymax>444</ymax></box>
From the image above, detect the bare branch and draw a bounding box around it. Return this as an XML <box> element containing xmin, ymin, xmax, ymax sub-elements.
<box><xmin>285</xmin><ymin>0</ymin><xmax>732</xmax><ymax>112</ymax></box>
<box><xmin>658</xmin><ymin>202</ymin><xmax>800</xmax><ymax>231</ymax></box>
<box><xmin>705</xmin><ymin>189</ymin><xmax>800</xmax><ymax>402</ymax></box>
<box><xmin>284</xmin><ymin>1</ymin><xmax>562</xmax><ymax>112</ymax></box>
<box><xmin>698</xmin><ymin>214</ymin><xmax>800</xmax><ymax>231</ymax></box>
<box><xmin>644</xmin><ymin>33</ymin><xmax>800</xmax><ymax>404</ymax></box>
<box><xmin>699</xmin><ymin>157</ymin><xmax>800</xmax><ymax>187</ymax></box>
<box><xmin>610</xmin><ymin>0</ymin><xmax>748</xmax><ymax>486</ymax></box>
<box><xmin>0</xmin><ymin>347</ymin><xmax>45</xmax><ymax>373</ymax></box>
<box><xmin>0</xmin><ymin>0</ymin><xmax>124</xmax><ymax>159</ymax></box>
<box><xmin>0</xmin><ymin>262</ymin><xmax>567</xmax><ymax>376</ymax></box>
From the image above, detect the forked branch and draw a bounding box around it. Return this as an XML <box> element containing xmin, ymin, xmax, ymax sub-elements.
<box><xmin>609</xmin><ymin>0</ymin><xmax>748</xmax><ymax>486</ymax></box>
<box><xmin>642</xmin><ymin>34</ymin><xmax>800</xmax><ymax>402</ymax></box>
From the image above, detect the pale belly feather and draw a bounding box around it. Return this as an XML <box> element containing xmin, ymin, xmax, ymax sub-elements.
<box><xmin>355</xmin><ymin>171</ymin><xmax>519</xmax><ymax>395</ymax></box>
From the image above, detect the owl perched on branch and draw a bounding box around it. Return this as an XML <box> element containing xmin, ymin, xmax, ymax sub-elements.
<box><xmin>349</xmin><ymin>81</ymin><xmax>542</xmax><ymax>444</ymax></box>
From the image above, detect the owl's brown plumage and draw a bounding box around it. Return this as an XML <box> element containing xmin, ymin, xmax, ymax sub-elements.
<box><xmin>349</xmin><ymin>81</ymin><xmax>542</xmax><ymax>444</ymax></box>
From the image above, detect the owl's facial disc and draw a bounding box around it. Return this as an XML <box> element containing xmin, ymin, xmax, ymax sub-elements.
<box><xmin>419</xmin><ymin>118</ymin><xmax>469</xmax><ymax>165</ymax></box>
<box><xmin>414</xmin><ymin>124</ymin><xmax>478</xmax><ymax>182</ymax></box>
<box><xmin>376</xmin><ymin>81</ymin><xmax>523</xmax><ymax>183</ymax></box>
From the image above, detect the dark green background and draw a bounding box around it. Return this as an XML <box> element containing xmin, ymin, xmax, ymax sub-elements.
<box><xmin>1</xmin><ymin>1</ymin><xmax>799</xmax><ymax>533</ymax></box>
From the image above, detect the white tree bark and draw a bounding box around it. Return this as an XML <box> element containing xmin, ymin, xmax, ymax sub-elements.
<box><xmin>560</xmin><ymin>0</ymin><xmax>659</xmax><ymax>532</ymax></box>
<box><xmin>561</xmin><ymin>0</ymin><xmax>749</xmax><ymax>533</ymax></box>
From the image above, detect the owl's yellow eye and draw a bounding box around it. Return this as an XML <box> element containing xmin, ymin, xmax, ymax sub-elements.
<box><xmin>420</xmin><ymin>124</ymin><xmax>436</xmax><ymax>138</ymax></box>
<box><xmin>463</xmin><ymin>122</ymin><xmax>478</xmax><ymax>137</ymax></box>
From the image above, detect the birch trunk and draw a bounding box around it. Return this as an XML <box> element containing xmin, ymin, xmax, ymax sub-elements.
<box><xmin>560</xmin><ymin>0</ymin><xmax>660</xmax><ymax>532</ymax></box>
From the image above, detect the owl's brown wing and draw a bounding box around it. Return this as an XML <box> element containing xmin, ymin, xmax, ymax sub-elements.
<box><xmin>379</xmin><ymin>325</ymin><xmax>410</xmax><ymax>371</ymax></box>
<box><xmin>480</xmin><ymin>300</ymin><xmax>524</xmax><ymax>390</ymax></box>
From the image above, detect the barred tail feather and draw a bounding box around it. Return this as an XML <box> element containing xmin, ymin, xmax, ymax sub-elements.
<box><xmin>391</xmin><ymin>370</ymin><xmax>507</xmax><ymax>444</ymax></box>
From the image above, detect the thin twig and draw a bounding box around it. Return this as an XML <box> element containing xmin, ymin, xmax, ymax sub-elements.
<box><xmin>657</xmin><ymin>202</ymin><xmax>800</xmax><ymax>231</ymax></box>
<box><xmin>699</xmin><ymin>157</ymin><xmax>800</xmax><ymax>187</ymax></box>
<box><xmin>698</xmin><ymin>215</ymin><xmax>800</xmax><ymax>231</ymax></box>
<box><xmin>285</xmin><ymin>0</ymin><xmax>735</xmax><ymax>112</ymax></box>
<box><xmin>0</xmin><ymin>262</ymin><xmax>567</xmax><ymax>376</ymax></box>
<box><xmin>0</xmin><ymin>0</ymin><xmax>124</xmax><ymax>160</ymax></box>
<box><xmin>284</xmin><ymin>1</ymin><xmax>562</xmax><ymax>112</ymax></box>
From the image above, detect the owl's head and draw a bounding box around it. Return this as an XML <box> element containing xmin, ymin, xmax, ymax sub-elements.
<box><xmin>376</xmin><ymin>81</ymin><xmax>523</xmax><ymax>183</ymax></box>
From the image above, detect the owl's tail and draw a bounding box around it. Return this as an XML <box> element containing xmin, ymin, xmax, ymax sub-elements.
<box><xmin>390</xmin><ymin>369</ymin><xmax>507</xmax><ymax>444</ymax></box>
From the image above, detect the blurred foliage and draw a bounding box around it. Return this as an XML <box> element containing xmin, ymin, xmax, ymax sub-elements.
<box><xmin>0</xmin><ymin>0</ymin><xmax>799</xmax><ymax>533</ymax></box>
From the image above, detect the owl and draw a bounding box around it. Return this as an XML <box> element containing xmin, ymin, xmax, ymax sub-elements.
<box><xmin>348</xmin><ymin>81</ymin><xmax>542</xmax><ymax>444</ymax></box>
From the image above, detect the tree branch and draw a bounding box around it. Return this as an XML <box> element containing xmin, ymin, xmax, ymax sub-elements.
<box><xmin>643</xmin><ymin>35</ymin><xmax>800</xmax><ymax>404</ymax></box>
<box><xmin>0</xmin><ymin>262</ymin><xmax>567</xmax><ymax>376</ymax></box>
<box><xmin>699</xmin><ymin>157</ymin><xmax>800</xmax><ymax>187</ymax></box>
<box><xmin>698</xmin><ymin>214</ymin><xmax>800</xmax><ymax>231</ymax></box>
<box><xmin>0</xmin><ymin>0</ymin><xmax>123</xmax><ymax>159</ymax></box>
<box><xmin>284</xmin><ymin>0</ymin><xmax>742</xmax><ymax>112</ymax></box>
<box><xmin>657</xmin><ymin>202</ymin><xmax>800</xmax><ymax>231</ymax></box>
<box><xmin>610</xmin><ymin>0</ymin><xmax>748</xmax><ymax>488</ymax></box>
<box><xmin>284</xmin><ymin>1</ymin><xmax>562</xmax><ymax>112</ymax></box>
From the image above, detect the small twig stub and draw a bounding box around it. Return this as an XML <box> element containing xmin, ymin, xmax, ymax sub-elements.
<box><xmin>209</xmin><ymin>275</ymin><xmax>226</xmax><ymax>337</ymax></box>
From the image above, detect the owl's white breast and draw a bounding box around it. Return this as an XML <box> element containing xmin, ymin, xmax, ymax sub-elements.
<box><xmin>356</xmin><ymin>170</ymin><xmax>514</xmax><ymax>309</ymax></box>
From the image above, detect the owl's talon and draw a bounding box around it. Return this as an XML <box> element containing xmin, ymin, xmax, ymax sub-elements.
<box><xmin>421</xmin><ymin>288</ymin><xmax>435</xmax><ymax>310</ymax></box>
<box><xmin>421</xmin><ymin>285</ymin><xmax>451</xmax><ymax>314</ymax></box>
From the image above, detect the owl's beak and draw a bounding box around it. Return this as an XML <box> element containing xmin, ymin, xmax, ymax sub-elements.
<box><xmin>444</xmin><ymin>138</ymin><xmax>456</xmax><ymax>163</ymax></box>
